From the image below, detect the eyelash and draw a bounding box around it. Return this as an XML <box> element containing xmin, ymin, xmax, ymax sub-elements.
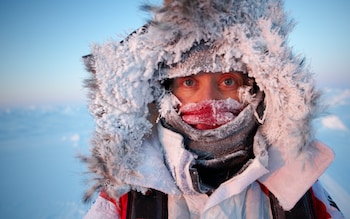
<box><xmin>182</xmin><ymin>78</ymin><xmax>196</xmax><ymax>87</ymax></box>
<box><xmin>222</xmin><ymin>78</ymin><xmax>234</xmax><ymax>86</ymax></box>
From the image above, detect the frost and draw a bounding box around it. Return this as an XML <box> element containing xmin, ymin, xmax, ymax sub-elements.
<box><xmin>180</xmin><ymin>99</ymin><xmax>244</xmax><ymax>129</ymax></box>
<box><xmin>83</xmin><ymin>0</ymin><xmax>321</xmax><ymax>199</ymax></box>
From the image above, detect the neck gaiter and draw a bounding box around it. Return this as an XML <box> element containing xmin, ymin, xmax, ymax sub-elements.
<box><xmin>162</xmin><ymin>94</ymin><xmax>263</xmax><ymax>193</ymax></box>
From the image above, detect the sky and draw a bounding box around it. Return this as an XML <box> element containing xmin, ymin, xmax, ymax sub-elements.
<box><xmin>0</xmin><ymin>0</ymin><xmax>349</xmax><ymax>106</ymax></box>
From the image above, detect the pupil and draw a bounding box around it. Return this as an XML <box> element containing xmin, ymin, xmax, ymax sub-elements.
<box><xmin>224</xmin><ymin>79</ymin><xmax>233</xmax><ymax>85</ymax></box>
<box><xmin>185</xmin><ymin>80</ymin><xmax>193</xmax><ymax>86</ymax></box>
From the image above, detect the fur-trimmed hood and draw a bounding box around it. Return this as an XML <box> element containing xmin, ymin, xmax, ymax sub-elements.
<box><xmin>81</xmin><ymin>0</ymin><xmax>326</xmax><ymax>203</ymax></box>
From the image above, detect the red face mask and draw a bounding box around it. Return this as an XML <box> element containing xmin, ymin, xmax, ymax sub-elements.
<box><xmin>179</xmin><ymin>99</ymin><xmax>244</xmax><ymax>130</ymax></box>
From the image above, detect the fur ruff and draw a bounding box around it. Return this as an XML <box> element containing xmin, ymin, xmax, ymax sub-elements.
<box><xmin>82</xmin><ymin>0</ymin><xmax>322</xmax><ymax>202</ymax></box>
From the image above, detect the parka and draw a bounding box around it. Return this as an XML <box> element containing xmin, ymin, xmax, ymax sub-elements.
<box><xmin>81</xmin><ymin>0</ymin><xmax>344</xmax><ymax>218</ymax></box>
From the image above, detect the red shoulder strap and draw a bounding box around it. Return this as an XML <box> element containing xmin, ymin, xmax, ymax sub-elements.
<box><xmin>100</xmin><ymin>190</ymin><xmax>129</xmax><ymax>219</ymax></box>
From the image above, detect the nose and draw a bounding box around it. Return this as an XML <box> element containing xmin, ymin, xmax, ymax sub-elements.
<box><xmin>197</xmin><ymin>83</ymin><xmax>221</xmax><ymax>101</ymax></box>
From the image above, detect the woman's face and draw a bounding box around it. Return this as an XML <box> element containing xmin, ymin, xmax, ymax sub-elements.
<box><xmin>171</xmin><ymin>72</ymin><xmax>245</xmax><ymax>105</ymax></box>
<box><xmin>171</xmin><ymin>72</ymin><xmax>246</xmax><ymax>130</ymax></box>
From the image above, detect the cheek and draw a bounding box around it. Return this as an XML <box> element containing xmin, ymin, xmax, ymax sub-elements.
<box><xmin>172</xmin><ymin>90</ymin><xmax>193</xmax><ymax>105</ymax></box>
<box><xmin>172</xmin><ymin>87</ymin><xmax>184</xmax><ymax>101</ymax></box>
<box><xmin>224</xmin><ymin>90</ymin><xmax>240</xmax><ymax>102</ymax></box>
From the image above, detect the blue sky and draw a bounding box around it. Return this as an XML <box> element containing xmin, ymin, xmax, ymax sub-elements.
<box><xmin>0</xmin><ymin>0</ymin><xmax>349</xmax><ymax>106</ymax></box>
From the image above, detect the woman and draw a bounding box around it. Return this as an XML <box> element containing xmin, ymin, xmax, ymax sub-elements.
<box><xmin>81</xmin><ymin>0</ymin><xmax>343</xmax><ymax>218</ymax></box>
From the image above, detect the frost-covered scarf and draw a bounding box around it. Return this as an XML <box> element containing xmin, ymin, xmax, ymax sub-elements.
<box><xmin>161</xmin><ymin>92</ymin><xmax>264</xmax><ymax>193</ymax></box>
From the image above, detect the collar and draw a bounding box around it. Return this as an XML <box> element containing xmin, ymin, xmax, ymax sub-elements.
<box><xmin>258</xmin><ymin>140</ymin><xmax>334</xmax><ymax>210</ymax></box>
<box><xmin>158</xmin><ymin>123</ymin><xmax>334</xmax><ymax>211</ymax></box>
<box><xmin>123</xmin><ymin>126</ymin><xmax>181</xmax><ymax>196</ymax></box>
<box><xmin>158</xmin><ymin>123</ymin><xmax>269</xmax><ymax>197</ymax></box>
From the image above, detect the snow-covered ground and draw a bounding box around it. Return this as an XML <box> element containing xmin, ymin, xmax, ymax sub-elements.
<box><xmin>0</xmin><ymin>105</ymin><xmax>92</xmax><ymax>218</ymax></box>
<box><xmin>0</xmin><ymin>88</ymin><xmax>349</xmax><ymax>218</ymax></box>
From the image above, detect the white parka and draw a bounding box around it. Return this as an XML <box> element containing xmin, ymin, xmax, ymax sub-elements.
<box><xmin>82</xmin><ymin>0</ymin><xmax>343</xmax><ymax>218</ymax></box>
<box><xmin>84</xmin><ymin>123</ymin><xmax>340</xmax><ymax>218</ymax></box>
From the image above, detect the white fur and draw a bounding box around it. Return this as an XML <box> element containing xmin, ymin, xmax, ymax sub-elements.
<box><xmin>82</xmin><ymin>0</ymin><xmax>323</xmax><ymax>202</ymax></box>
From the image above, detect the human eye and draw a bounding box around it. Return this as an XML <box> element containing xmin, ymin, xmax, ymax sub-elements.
<box><xmin>219</xmin><ymin>73</ymin><xmax>244</xmax><ymax>89</ymax></box>
<box><xmin>179</xmin><ymin>77</ymin><xmax>196</xmax><ymax>87</ymax></box>
<box><xmin>184</xmin><ymin>78</ymin><xmax>195</xmax><ymax>87</ymax></box>
<box><xmin>223</xmin><ymin>78</ymin><xmax>235</xmax><ymax>86</ymax></box>
<box><xmin>172</xmin><ymin>76</ymin><xmax>197</xmax><ymax>92</ymax></box>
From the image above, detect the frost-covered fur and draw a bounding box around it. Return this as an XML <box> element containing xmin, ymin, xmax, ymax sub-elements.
<box><xmin>82</xmin><ymin>0</ymin><xmax>321</xmax><ymax>202</ymax></box>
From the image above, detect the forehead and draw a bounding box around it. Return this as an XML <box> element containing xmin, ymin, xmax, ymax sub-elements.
<box><xmin>174</xmin><ymin>71</ymin><xmax>248</xmax><ymax>82</ymax></box>
<box><xmin>183</xmin><ymin>71</ymin><xmax>243</xmax><ymax>77</ymax></box>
